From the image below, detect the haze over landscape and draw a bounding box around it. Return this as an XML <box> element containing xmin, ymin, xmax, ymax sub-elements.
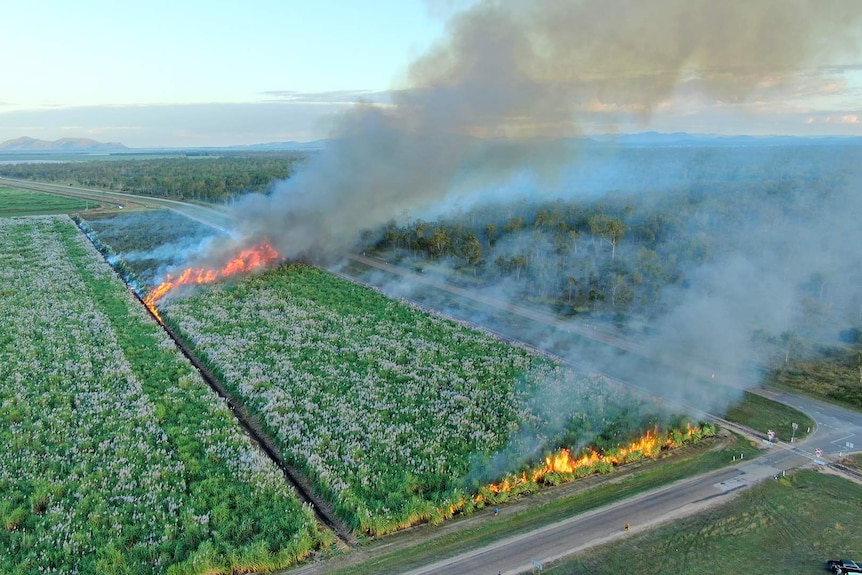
<box><xmin>6</xmin><ymin>0</ymin><xmax>861</xmax><ymax>413</ymax></box>
<box><xmin>3</xmin><ymin>0</ymin><xmax>862</xmax><ymax>148</ymax></box>
<box><xmin>5</xmin><ymin>1</ymin><xmax>862</xmax><ymax>573</ymax></box>
<box><xmin>4</xmin><ymin>0</ymin><xmax>861</xmax><ymax>406</ymax></box>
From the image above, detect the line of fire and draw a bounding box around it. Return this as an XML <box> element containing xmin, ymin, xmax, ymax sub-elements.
<box><xmin>136</xmin><ymin>240</ymin><xmax>712</xmax><ymax>522</ymax></box>
<box><xmin>142</xmin><ymin>242</ymin><xmax>280</xmax><ymax>321</ymax></box>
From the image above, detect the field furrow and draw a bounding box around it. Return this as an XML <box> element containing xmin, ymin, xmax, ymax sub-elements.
<box><xmin>0</xmin><ymin>216</ymin><xmax>327</xmax><ymax>574</ymax></box>
<box><xmin>160</xmin><ymin>263</ymin><xmax>643</xmax><ymax>535</ymax></box>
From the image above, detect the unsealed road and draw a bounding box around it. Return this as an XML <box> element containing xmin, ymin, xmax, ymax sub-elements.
<box><xmin>0</xmin><ymin>176</ymin><xmax>234</xmax><ymax>231</ymax></box>
<box><xmin>17</xmin><ymin>179</ymin><xmax>862</xmax><ymax>574</ymax></box>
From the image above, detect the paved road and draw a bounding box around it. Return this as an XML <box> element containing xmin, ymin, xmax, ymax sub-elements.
<box><xmin>403</xmin><ymin>439</ymin><xmax>824</xmax><ymax>575</ymax></box>
<box><xmin>754</xmin><ymin>387</ymin><xmax>862</xmax><ymax>457</ymax></box>
<box><xmin>20</xmin><ymin>179</ymin><xmax>862</xmax><ymax>574</ymax></box>
<box><xmin>398</xmin><ymin>391</ymin><xmax>862</xmax><ymax>575</ymax></box>
<box><xmin>343</xmin><ymin>256</ymin><xmax>862</xmax><ymax>574</ymax></box>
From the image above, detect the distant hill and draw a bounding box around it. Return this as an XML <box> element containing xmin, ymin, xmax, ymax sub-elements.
<box><xmin>122</xmin><ymin>140</ymin><xmax>331</xmax><ymax>154</ymax></box>
<box><xmin>228</xmin><ymin>140</ymin><xmax>329</xmax><ymax>151</ymax></box>
<box><xmin>585</xmin><ymin>131</ymin><xmax>862</xmax><ymax>147</ymax></box>
<box><xmin>0</xmin><ymin>137</ymin><xmax>128</xmax><ymax>152</ymax></box>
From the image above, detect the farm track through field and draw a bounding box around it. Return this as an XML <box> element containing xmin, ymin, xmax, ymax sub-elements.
<box><xmin>72</xmin><ymin>217</ymin><xmax>356</xmax><ymax>549</ymax></box>
<box><xmin>0</xmin><ymin>176</ymin><xmax>234</xmax><ymax>231</ymax></box>
<box><xmin>27</xmin><ymin>182</ymin><xmax>852</xmax><ymax>573</ymax></box>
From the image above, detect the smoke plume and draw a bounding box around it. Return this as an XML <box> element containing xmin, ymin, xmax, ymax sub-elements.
<box><xmin>225</xmin><ymin>0</ymin><xmax>861</xmax><ymax>261</ymax></box>
<box><xmin>165</xmin><ymin>0</ymin><xmax>862</xmax><ymax>429</ymax></box>
<box><xmin>149</xmin><ymin>0</ymin><xmax>862</xmax><ymax>474</ymax></box>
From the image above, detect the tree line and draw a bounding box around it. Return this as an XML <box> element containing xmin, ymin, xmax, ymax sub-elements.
<box><xmin>360</xmin><ymin>142</ymin><xmax>860</xmax><ymax>337</ymax></box>
<box><xmin>364</xmin><ymin>196</ymin><xmax>680</xmax><ymax>322</ymax></box>
<box><xmin>0</xmin><ymin>152</ymin><xmax>307</xmax><ymax>203</ymax></box>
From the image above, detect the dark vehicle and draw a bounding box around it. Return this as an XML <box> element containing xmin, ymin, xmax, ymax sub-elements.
<box><xmin>826</xmin><ymin>559</ymin><xmax>862</xmax><ymax>574</ymax></box>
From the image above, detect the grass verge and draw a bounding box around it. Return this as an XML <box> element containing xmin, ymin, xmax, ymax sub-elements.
<box><xmin>724</xmin><ymin>390</ymin><xmax>815</xmax><ymax>442</ymax></box>
<box><xmin>319</xmin><ymin>433</ymin><xmax>761</xmax><ymax>575</ymax></box>
<box><xmin>765</xmin><ymin>345</ymin><xmax>862</xmax><ymax>412</ymax></box>
<box><xmin>545</xmin><ymin>469</ymin><xmax>862</xmax><ymax>575</ymax></box>
<box><xmin>0</xmin><ymin>186</ymin><xmax>93</xmax><ymax>216</ymax></box>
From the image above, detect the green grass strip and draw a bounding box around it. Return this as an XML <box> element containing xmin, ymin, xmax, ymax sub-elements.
<box><xmin>724</xmin><ymin>391</ymin><xmax>814</xmax><ymax>442</ymax></box>
<box><xmin>325</xmin><ymin>434</ymin><xmax>761</xmax><ymax>575</ymax></box>
<box><xmin>547</xmin><ymin>469</ymin><xmax>862</xmax><ymax>575</ymax></box>
<box><xmin>0</xmin><ymin>186</ymin><xmax>92</xmax><ymax>216</ymax></box>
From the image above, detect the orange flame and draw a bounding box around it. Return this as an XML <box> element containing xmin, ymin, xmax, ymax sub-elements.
<box><xmin>143</xmin><ymin>243</ymin><xmax>280</xmax><ymax>320</ymax></box>
<box><xmin>468</xmin><ymin>425</ymin><xmax>707</xmax><ymax>510</ymax></box>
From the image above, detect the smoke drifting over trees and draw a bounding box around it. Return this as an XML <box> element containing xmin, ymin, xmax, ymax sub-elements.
<box><xmin>217</xmin><ymin>0</ymin><xmax>862</xmax><ymax>415</ymax></box>
<box><xmin>229</xmin><ymin>0</ymin><xmax>861</xmax><ymax>260</ymax></box>
<box><xmin>356</xmin><ymin>140</ymin><xmax>862</xmax><ymax>416</ymax></box>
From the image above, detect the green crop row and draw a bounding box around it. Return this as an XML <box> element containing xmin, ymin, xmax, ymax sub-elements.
<box><xmin>0</xmin><ymin>186</ymin><xmax>92</xmax><ymax>217</ymax></box>
<box><xmin>160</xmin><ymin>263</ymin><xmax>691</xmax><ymax>536</ymax></box>
<box><xmin>0</xmin><ymin>216</ymin><xmax>327</xmax><ymax>574</ymax></box>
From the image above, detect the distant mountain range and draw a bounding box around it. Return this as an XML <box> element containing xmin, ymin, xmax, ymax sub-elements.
<box><xmin>233</xmin><ymin>140</ymin><xmax>329</xmax><ymax>151</ymax></box>
<box><xmin>232</xmin><ymin>133</ymin><xmax>862</xmax><ymax>151</ymax></box>
<box><xmin>0</xmin><ymin>137</ymin><xmax>128</xmax><ymax>152</ymax></box>
<box><xmin>0</xmin><ymin>136</ymin><xmax>328</xmax><ymax>153</ymax></box>
<box><xmin>584</xmin><ymin>131</ymin><xmax>862</xmax><ymax>147</ymax></box>
<box><xmin>2</xmin><ymin>133</ymin><xmax>859</xmax><ymax>154</ymax></box>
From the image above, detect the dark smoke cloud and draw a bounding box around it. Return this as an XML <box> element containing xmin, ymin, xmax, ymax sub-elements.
<box><xmin>226</xmin><ymin>0</ymin><xmax>861</xmax><ymax>261</ymax></box>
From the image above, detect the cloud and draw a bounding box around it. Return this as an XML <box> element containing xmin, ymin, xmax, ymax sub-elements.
<box><xmin>579</xmin><ymin>99</ymin><xmax>648</xmax><ymax>114</ymax></box>
<box><xmin>805</xmin><ymin>112</ymin><xmax>862</xmax><ymax>125</ymax></box>
<box><xmin>260</xmin><ymin>89</ymin><xmax>392</xmax><ymax>105</ymax></box>
<box><xmin>811</xmin><ymin>114</ymin><xmax>861</xmax><ymax>124</ymax></box>
<box><xmin>2</xmin><ymin>1</ymin><xmax>860</xmax><ymax>149</ymax></box>
<box><xmin>0</xmin><ymin>102</ymin><xmax>341</xmax><ymax>147</ymax></box>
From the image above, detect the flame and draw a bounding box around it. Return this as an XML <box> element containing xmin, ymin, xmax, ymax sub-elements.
<box><xmin>143</xmin><ymin>243</ymin><xmax>280</xmax><ymax>320</ymax></box>
<box><xmin>461</xmin><ymin>424</ymin><xmax>710</xmax><ymax>512</ymax></box>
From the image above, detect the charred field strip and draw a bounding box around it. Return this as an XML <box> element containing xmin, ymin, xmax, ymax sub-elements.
<box><xmin>74</xmin><ymin>217</ymin><xmax>356</xmax><ymax>548</ymax></box>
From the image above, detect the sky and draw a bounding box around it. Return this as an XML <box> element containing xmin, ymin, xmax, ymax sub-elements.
<box><xmin>2</xmin><ymin>0</ymin><xmax>862</xmax><ymax>148</ymax></box>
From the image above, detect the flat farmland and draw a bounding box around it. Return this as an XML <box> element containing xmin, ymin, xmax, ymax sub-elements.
<box><xmin>160</xmin><ymin>264</ymin><xmax>692</xmax><ymax>537</ymax></box>
<box><xmin>0</xmin><ymin>186</ymin><xmax>93</xmax><ymax>216</ymax></box>
<box><xmin>0</xmin><ymin>217</ymin><xmax>327</xmax><ymax>574</ymax></box>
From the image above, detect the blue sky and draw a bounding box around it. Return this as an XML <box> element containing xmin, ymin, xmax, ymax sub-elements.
<box><xmin>3</xmin><ymin>0</ymin><xmax>861</xmax><ymax>147</ymax></box>
<box><xmin>2</xmin><ymin>0</ymin><xmax>448</xmax><ymax>146</ymax></box>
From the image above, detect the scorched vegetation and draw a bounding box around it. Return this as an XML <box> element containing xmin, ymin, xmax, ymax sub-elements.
<box><xmin>0</xmin><ymin>217</ymin><xmax>328</xmax><ymax>574</ymax></box>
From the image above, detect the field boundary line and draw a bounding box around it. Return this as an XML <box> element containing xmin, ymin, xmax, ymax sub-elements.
<box><xmin>71</xmin><ymin>216</ymin><xmax>356</xmax><ymax>549</ymax></box>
